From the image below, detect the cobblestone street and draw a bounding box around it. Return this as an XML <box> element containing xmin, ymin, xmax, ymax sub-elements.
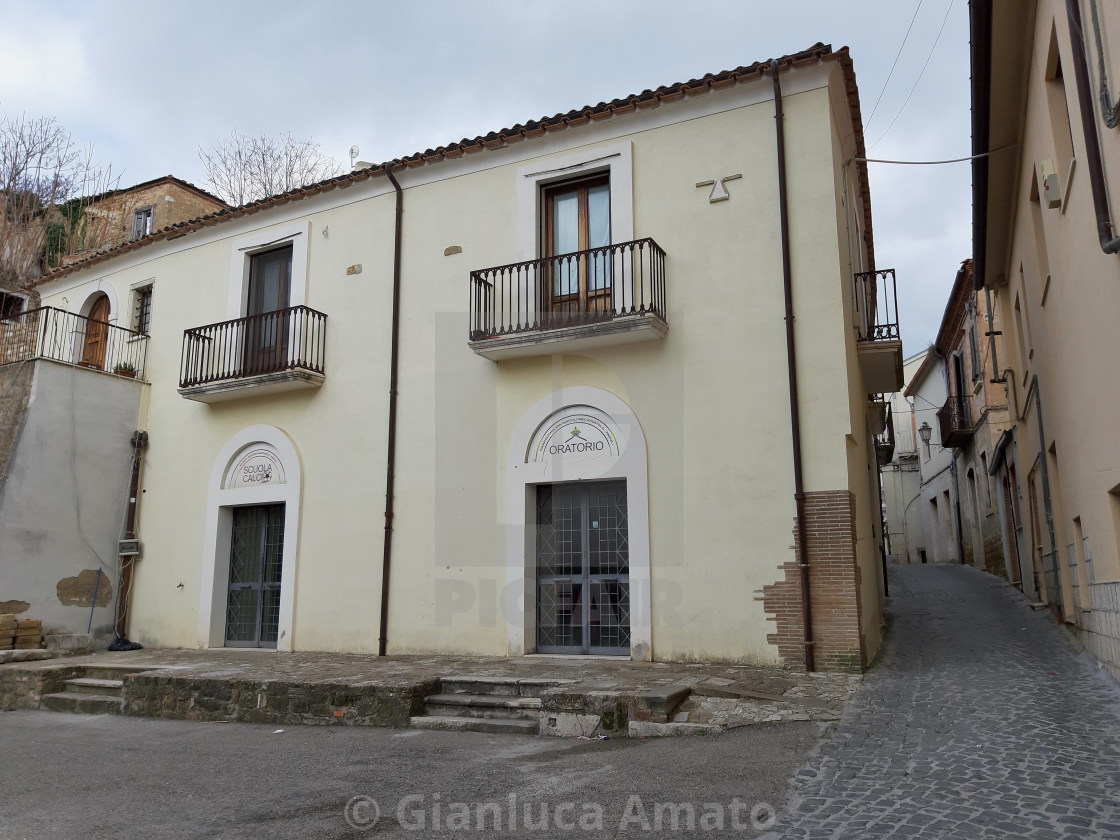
<box><xmin>775</xmin><ymin>564</ymin><xmax>1120</xmax><ymax>839</ymax></box>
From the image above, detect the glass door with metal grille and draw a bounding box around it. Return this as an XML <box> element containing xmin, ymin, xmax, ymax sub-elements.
<box><xmin>225</xmin><ymin>504</ymin><xmax>285</xmax><ymax>648</ymax></box>
<box><xmin>536</xmin><ymin>480</ymin><xmax>630</xmax><ymax>655</ymax></box>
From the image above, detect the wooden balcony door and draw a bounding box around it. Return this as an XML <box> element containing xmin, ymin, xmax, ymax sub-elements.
<box><xmin>81</xmin><ymin>294</ymin><xmax>110</xmax><ymax>369</ymax></box>
<box><xmin>245</xmin><ymin>246</ymin><xmax>292</xmax><ymax>375</ymax></box>
<box><xmin>544</xmin><ymin>175</ymin><xmax>611</xmax><ymax>324</ymax></box>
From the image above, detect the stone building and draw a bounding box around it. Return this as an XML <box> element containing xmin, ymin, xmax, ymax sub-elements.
<box><xmin>932</xmin><ymin>260</ymin><xmax>1013</xmax><ymax>580</ymax></box>
<box><xmin>7</xmin><ymin>44</ymin><xmax>902</xmax><ymax>670</ymax></box>
<box><xmin>61</xmin><ymin>175</ymin><xmax>227</xmax><ymax>265</ymax></box>
<box><xmin>972</xmin><ymin>0</ymin><xmax>1120</xmax><ymax>680</ymax></box>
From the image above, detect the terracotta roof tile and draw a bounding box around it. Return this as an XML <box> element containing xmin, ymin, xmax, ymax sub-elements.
<box><xmin>40</xmin><ymin>42</ymin><xmax>874</xmax><ymax>283</ymax></box>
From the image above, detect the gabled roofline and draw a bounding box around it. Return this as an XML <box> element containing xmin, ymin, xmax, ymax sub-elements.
<box><xmin>39</xmin><ymin>43</ymin><xmax>874</xmax><ymax>284</ymax></box>
<box><xmin>934</xmin><ymin>259</ymin><xmax>973</xmax><ymax>355</ymax></box>
<box><xmin>79</xmin><ymin>174</ymin><xmax>228</xmax><ymax>211</ymax></box>
<box><xmin>903</xmin><ymin>349</ymin><xmax>941</xmax><ymax>398</ymax></box>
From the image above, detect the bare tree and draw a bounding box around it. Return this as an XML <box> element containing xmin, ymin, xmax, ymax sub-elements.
<box><xmin>197</xmin><ymin>130</ymin><xmax>344</xmax><ymax>207</ymax></box>
<box><xmin>0</xmin><ymin>113</ymin><xmax>119</xmax><ymax>286</ymax></box>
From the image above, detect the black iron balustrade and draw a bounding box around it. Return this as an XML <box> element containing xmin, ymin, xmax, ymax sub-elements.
<box><xmin>854</xmin><ymin>268</ymin><xmax>900</xmax><ymax>342</ymax></box>
<box><xmin>179</xmin><ymin>305</ymin><xmax>327</xmax><ymax>389</ymax></box>
<box><xmin>469</xmin><ymin>237</ymin><xmax>667</xmax><ymax>340</ymax></box>
<box><xmin>936</xmin><ymin>394</ymin><xmax>973</xmax><ymax>447</ymax></box>
<box><xmin>0</xmin><ymin>306</ymin><xmax>148</xmax><ymax>378</ymax></box>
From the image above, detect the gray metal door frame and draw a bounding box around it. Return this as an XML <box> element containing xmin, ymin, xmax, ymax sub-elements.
<box><xmin>225</xmin><ymin>504</ymin><xmax>285</xmax><ymax>648</ymax></box>
<box><xmin>536</xmin><ymin>480</ymin><xmax>630</xmax><ymax>655</ymax></box>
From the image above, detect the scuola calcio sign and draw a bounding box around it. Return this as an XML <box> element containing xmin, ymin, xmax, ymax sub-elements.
<box><xmin>531</xmin><ymin>407</ymin><xmax>622</xmax><ymax>463</ymax></box>
<box><xmin>224</xmin><ymin>446</ymin><xmax>287</xmax><ymax>489</ymax></box>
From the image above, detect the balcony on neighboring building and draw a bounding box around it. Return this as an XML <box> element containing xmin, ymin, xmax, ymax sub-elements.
<box><xmin>468</xmin><ymin>238</ymin><xmax>668</xmax><ymax>361</ymax></box>
<box><xmin>937</xmin><ymin>394</ymin><xmax>974</xmax><ymax>448</ymax></box>
<box><xmin>872</xmin><ymin>397</ymin><xmax>896</xmax><ymax>464</ymax></box>
<box><xmin>854</xmin><ymin>268</ymin><xmax>904</xmax><ymax>393</ymax></box>
<box><xmin>0</xmin><ymin>306</ymin><xmax>148</xmax><ymax>379</ymax></box>
<box><xmin>178</xmin><ymin>305</ymin><xmax>327</xmax><ymax>403</ymax></box>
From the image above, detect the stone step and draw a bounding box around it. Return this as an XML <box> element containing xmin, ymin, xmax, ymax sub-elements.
<box><xmin>65</xmin><ymin>678</ymin><xmax>124</xmax><ymax>697</ymax></box>
<box><xmin>81</xmin><ymin>666</ymin><xmax>152</xmax><ymax>682</ymax></box>
<box><xmin>439</xmin><ymin>676</ymin><xmax>573</xmax><ymax>698</ymax></box>
<box><xmin>41</xmin><ymin>692</ymin><xmax>123</xmax><ymax>715</ymax></box>
<box><xmin>410</xmin><ymin>715</ymin><xmax>539</xmax><ymax>735</ymax></box>
<box><xmin>424</xmin><ymin>693</ymin><xmax>541</xmax><ymax>720</ymax></box>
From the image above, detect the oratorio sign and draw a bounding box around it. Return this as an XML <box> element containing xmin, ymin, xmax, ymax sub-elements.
<box><xmin>225</xmin><ymin>446</ymin><xmax>286</xmax><ymax>489</ymax></box>
<box><xmin>531</xmin><ymin>409</ymin><xmax>622</xmax><ymax>462</ymax></box>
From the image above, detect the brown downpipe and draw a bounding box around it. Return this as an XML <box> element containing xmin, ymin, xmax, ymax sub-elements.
<box><xmin>114</xmin><ymin>430</ymin><xmax>147</xmax><ymax>643</ymax></box>
<box><xmin>379</xmin><ymin>163</ymin><xmax>404</xmax><ymax>657</ymax></box>
<box><xmin>771</xmin><ymin>59</ymin><xmax>815</xmax><ymax>672</ymax></box>
<box><xmin>1067</xmin><ymin>0</ymin><xmax>1120</xmax><ymax>254</ymax></box>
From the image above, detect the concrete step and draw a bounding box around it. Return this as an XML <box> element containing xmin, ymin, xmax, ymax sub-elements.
<box><xmin>410</xmin><ymin>715</ymin><xmax>540</xmax><ymax>735</ymax></box>
<box><xmin>424</xmin><ymin>693</ymin><xmax>541</xmax><ymax>720</ymax></box>
<box><xmin>41</xmin><ymin>692</ymin><xmax>123</xmax><ymax>715</ymax></box>
<box><xmin>440</xmin><ymin>676</ymin><xmax>573</xmax><ymax>698</ymax></box>
<box><xmin>65</xmin><ymin>677</ymin><xmax>124</xmax><ymax>697</ymax></box>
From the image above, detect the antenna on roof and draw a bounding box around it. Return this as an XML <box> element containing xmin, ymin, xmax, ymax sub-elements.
<box><xmin>349</xmin><ymin>145</ymin><xmax>360</xmax><ymax>169</ymax></box>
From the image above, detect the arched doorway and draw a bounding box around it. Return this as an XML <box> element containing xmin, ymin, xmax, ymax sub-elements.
<box><xmin>81</xmin><ymin>293</ymin><xmax>110</xmax><ymax>369</ymax></box>
<box><xmin>505</xmin><ymin>387</ymin><xmax>652</xmax><ymax>660</ymax></box>
<box><xmin>198</xmin><ymin>425</ymin><xmax>302</xmax><ymax>650</ymax></box>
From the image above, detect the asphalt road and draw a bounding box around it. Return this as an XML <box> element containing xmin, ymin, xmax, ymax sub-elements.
<box><xmin>0</xmin><ymin>711</ymin><xmax>819</xmax><ymax>839</ymax></box>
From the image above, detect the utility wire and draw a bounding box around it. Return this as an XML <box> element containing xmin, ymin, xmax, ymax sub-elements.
<box><xmin>868</xmin><ymin>0</ymin><xmax>956</xmax><ymax>151</ymax></box>
<box><xmin>853</xmin><ymin>144</ymin><xmax>1016</xmax><ymax>165</ymax></box>
<box><xmin>864</xmin><ymin>0</ymin><xmax>926</xmax><ymax>130</ymax></box>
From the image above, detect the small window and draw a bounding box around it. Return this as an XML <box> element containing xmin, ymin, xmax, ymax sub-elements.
<box><xmin>133</xmin><ymin>285</ymin><xmax>153</xmax><ymax>334</ymax></box>
<box><xmin>0</xmin><ymin>291</ymin><xmax>25</xmax><ymax>321</ymax></box>
<box><xmin>131</xmin><ymin>206</ymin><xmax>154</xmax><ymax>241</ymax></box>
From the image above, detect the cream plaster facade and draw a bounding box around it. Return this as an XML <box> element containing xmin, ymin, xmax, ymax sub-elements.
<box><xmin>973</xmin><ymin>0</ymin><xmax>1120</xmax><ymax>680</ymax></box>
<box><xmin>26</xmin><ymin>48</ymin><xmax>894</xmax><ymax>669</ymax></box>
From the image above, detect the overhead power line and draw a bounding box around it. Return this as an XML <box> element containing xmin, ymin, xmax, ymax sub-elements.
<box><xmin>868</xmin><ymin>0</ymin><xmax>956</xmax><ymax>151</ymax></box>
<box><xmin>864</xmin><ymin>0</ymin><xmax>926</xmax><ymax>131</ymax></box>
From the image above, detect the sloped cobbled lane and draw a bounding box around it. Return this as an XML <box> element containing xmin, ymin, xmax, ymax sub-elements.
<box><xmin>772</xmin><ymin>564</ymin><xmax>1120</xmax><ymax>840</ymax></box>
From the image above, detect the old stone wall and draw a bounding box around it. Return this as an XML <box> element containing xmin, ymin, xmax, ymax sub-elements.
<box><xmin>761</xmin><ymin>490</ymin><xmax>865</xmax><ymax>672</ymax></box>
<box><xmin>1081</xmin><ymin>581</ymin><xmax>1120</xmax><ymax>684</ymax></box>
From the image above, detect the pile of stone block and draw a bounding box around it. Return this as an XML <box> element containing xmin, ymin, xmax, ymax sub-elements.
<box><xmin>0</xmin><ymin>617</ymin><xmax>44</xmax><ymax>650</ymax></box>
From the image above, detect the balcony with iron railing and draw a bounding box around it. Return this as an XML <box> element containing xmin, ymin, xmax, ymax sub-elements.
<box><xmin>0</xmin><ymin>306</ymin><xmax>148</xmax><ymax>379</ymax></box>
<box><xmin>854</xmin><ymin>268</ymin><xmax>904</xmax><ymax>393</ymax></box>
<box><xmin>178</xmin><ymin>305</ymin><xmax>327</xmax><ymax>403</ymax></box>
<box><xmin>468</xmin><ymin>238</ymin><xmax>668</xmax><ymax>360</ymax></box>
<box><xmin>936</xmin><ymin>393</ymin><xmax>974</xmax><ymax>448</ymax></box>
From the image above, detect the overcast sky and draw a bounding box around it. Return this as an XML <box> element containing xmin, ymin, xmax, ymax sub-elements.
<box><xmin>0</xmin><ymin>0</ymin><xmax>970</xmax><ymax>356</ymax></box>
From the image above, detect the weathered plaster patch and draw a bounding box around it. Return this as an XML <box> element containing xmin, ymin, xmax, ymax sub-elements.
<box><xmin>56</xmin><ymin>570</ymin><xmax>113</xmax><ymax>608</ymax></box>
<box><xmin>0</xmin><ymin>600</ymin><xmax>30</xmax><ymax>615</ymax></box>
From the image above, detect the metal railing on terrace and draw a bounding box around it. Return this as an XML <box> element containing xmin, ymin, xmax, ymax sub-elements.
<box><xmin>179</xmin><ymin>305</ymin><xmax>327</xmax><ymax>389</ymax></box>
<box><xmin>469</xmin><ymin>238</ymin><xmax>667</xmax><ymax>340</ymax></box>
<box><xmin>854</xmin><ymin>268</ymin><xmax>900</xmax><ymax>342</ymax></box>
<box><xmin>937</xmin><ymin>394</ymin><xmax>973</xmax><ymax>447</ymax></box>
<box><xmin>0</xmin><ymin>306</ymin><xmax>148</xmax><ymax>379</ymax></box>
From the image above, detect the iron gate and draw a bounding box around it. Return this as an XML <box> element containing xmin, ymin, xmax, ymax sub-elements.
<box><xmin>225</xmin><ymin>504</ymin><xmax>285</xmax><ymax>648</ymax></box>
<box><xmin>536</xmin><ymin>481</ymin><xmax>630</xmax><ymax>655</ymax></box>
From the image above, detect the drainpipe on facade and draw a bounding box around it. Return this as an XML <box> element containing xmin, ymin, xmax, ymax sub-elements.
<box><xmin>983</xmin><ymin>287</ymin><xmax>1001</xmax><ymax>383</ymax></box>
<box><xmin>109</xmin><ymin>430</ymin><xmax>147</xmax><ymax>651</ymax></box>
<box><xmin>771</xmin><ymin>59</ymin><xmax>815</xmax><ymax>673</ymax></box>
<box><xmin>379</xmin><ymin>163</ymin><xmax>404</xmax><ymax>658</ymax></box>
<box><xmin>1067</xmin><ymin>0</ymin><xmax>1120</xmax><ymax>254</ymax></box>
